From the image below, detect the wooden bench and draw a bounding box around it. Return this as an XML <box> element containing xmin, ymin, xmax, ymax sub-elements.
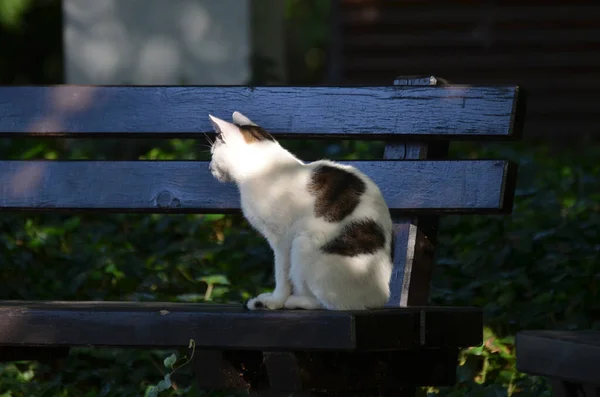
<box><xmin>517</xmin><ymin>331</ymin><xmax>600</xmax><ymax>397</ymax></box>
<box><xmin>0</xmin><ymin>77</ymin><xmax>524</xmax><ymax>395</ymax></box>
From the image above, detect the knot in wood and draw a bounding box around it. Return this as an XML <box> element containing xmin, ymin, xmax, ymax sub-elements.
<box><xmin>156</xmin><ymin>191</ymin><xmax>181</xmax><ymax>209</ymax></box>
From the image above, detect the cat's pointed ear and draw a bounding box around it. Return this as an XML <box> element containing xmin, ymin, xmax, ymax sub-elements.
<box><xmin>208</xmin><ymin>114</ymin><xmax>241</xmax><ymax>142</ymax></box>
<box><xmin>232</xmin><ymin>111</ymin><xmax>257</xmax><ymax>126</ymax></box>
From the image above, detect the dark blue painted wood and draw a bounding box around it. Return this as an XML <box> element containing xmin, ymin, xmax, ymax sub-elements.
<box><xmin>0</xmin><ymin>160</ymin><xmax>516</xmax><ymax>213</ymax></box>
<box><xmin>0</xmin><ymin>85</ymin><xmax>521</xmax><ymax>138</ymax></box>
<box><xmin>384</xmin><ymin>77</ymin><xmax>448</xmax><ymax>310</ymax></box>
<box><xmin>517</xmin><ymin>331</ymin><xmax>600</xmax><ymax>386</ymax></box>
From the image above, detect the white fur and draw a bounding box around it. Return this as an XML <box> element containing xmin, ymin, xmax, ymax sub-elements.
<box><xmin>209</xmin><ymin>112</ymin><xmax>393</xmax><ymax>310</ymax></box>
<box><xmin>232</xmin><ymin>111</ymin><xmax>257</xmax><ymax>126</ymax></box>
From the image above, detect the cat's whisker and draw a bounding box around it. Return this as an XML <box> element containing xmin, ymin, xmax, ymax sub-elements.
<box><xmin>202</xmin><ymin>132</ymin><xmax>214</xmax><ymax>146</ymax></box>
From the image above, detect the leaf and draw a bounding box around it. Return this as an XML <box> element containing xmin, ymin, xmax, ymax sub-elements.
<box><xmin>155</xmin><ymin>374</ymin><xmax>172</xmax><ymax>392</ymax></box>
<box><xmin>163</xmin><ymin>353</ymin><xmax>177</xmax><ymax>369</ymax></box>
<box><xmin>532</xmin><ymin>228</ymin><xmax>557</xmax><ymax>241</ymax></box>
<box><xmin>562</xmin><ymin>196</ymin><xmax>577</xmax><ymax>209</ymax></box>
<box><xmin>468</xmin><ymin>345</ymin><xmax>485</xmax><ymax>356</ymax></box>
<box><xmin>145</xmin><ymin>386</ymin><xmax>158</xmax><ymax>397</ymax></box>
<box><xmin>203</xmin><ymin>214</ymin><xmax>226</xmax><ymax>222</ymax></box>
<box><xmin>199</xmin><ymin>274</ymin><xmax>230</xmax><ymax>285</ymax></box>
<box><xmin>176</xmin><ymin>293</ymin><xmax>205</xmax><ymax>302</ymax></box>
<box><xmin>0</xmin><ymin>0</ymin><xmax>31</xmax><ymax>28</ymax></box>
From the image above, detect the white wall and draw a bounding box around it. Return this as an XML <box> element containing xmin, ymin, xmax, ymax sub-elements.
<box><xmin>63</xmin><ymin>0</ymin><xmax>250</xmax><ymax>84</ymax></box>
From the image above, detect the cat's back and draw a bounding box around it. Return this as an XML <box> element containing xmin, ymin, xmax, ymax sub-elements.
<box><xmin>305</xmin><ymin>160</ymin><xmax>391</xmax><ymax>225</ymax></box>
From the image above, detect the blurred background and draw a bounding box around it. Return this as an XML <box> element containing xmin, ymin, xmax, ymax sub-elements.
<box><xmin>0</xmin><ymin>0</ymin><xmax>598</xmax><ymax>396</ymax></box>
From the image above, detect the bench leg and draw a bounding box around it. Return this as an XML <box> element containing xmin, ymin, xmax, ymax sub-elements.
<box><xmin>249</xmin><ymin>389</ymin><xmax>418</xmax><ymax>397</ymax></box>
<box><xmin>194</xmin><ymin>350</ymin><xmax>442</xmax><ymax>396</ymax></box>
<box><xmin>193</xmin><ymin>349</ymin><xmax>267</xmax><ymax>391</ymax></box>
<box><xmin>551</xmin><ymin>380</ymin><xmax>600</xmax><ymax>397</ymax></box>
<box><xmin>262</xmin><ymin>352</ymin><xmax>417</xmax><ymax>397</ymax></box>
<box><xmin>250</xmin><ymin>392</ymin><xmax>311</xmax><ymax>397</ymax></box>
<box><xmin>310</xmin><ymin>390</ymin><xmax>418</xmax><ymax>397</ymax></box>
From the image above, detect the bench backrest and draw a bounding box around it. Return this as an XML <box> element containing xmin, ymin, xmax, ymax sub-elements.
<box><xmin>0</xmin><ymin>77</ymin><xmax>524</xmax><ymax>307</ymax></box>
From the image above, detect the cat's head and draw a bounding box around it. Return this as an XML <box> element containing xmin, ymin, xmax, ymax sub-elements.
<box><xmin>208</xmin><ymin>112</ymin><xmax>278</xmax><ymax>183</ymax></box>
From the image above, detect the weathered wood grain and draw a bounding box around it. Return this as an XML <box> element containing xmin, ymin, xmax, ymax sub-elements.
<box><xmin>0</xmin><ymin>85</ymin><xmax>521</xmax><ymax>138</ymax></box>
<box><xmin>0</xmin><ymin>160</ymin><xmax>516</xmax><ymax>213</ymax></box>
<box><xmin>0</xmin><ymin>301</ymin><xmax>481</xmax><ymax>351</ymax></box>
<box><xmin>383</xmin><ymin>77</ymin><xmax>449</xmax><ymax>313</ymax></box>
<box><xmin>385</xmin><ymin>142</ymin><xmax>450</xmax><ymax>308</ymax></box>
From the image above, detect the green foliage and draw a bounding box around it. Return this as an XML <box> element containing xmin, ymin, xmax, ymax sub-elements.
<box><xmin>146</xmin><ymin>340</ymin><xmax>195</xmax><ymax>397</ymax></box>
<box><xmin>0</xmin><ymin>136</ymin><xmax>382</xmax><ymax>396</ymax></box>
<box><xmin>428</xmin><ymin>142</ymin><xmax>600</xmax><ymax>397</ymax></box>
<box><xmin>0</xmin><ymin>2</ymin><xmax>597</xmax><ymax>396</ymax></box>
<box><xmin>0</xmin><ymin>0</ymin><xmax>62</xmax><ymax>84</ymax></box>
<box><xmin>1</xmin><ymin>138</ymin><xmax>598</xmax><ymax>396</ymax></box>
<box><xmin>284</xmin><ymin>0</ymin><xmax>331</xmax><ymax>84</ymax></box>
<box><xmin>0</xmin><ymin>0</ymin><xmax>31</xmax><ymax>29</ymax></box>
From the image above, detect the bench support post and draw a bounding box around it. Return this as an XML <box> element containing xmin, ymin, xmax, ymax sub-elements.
<box><xmin>193</xmin><ymin>350</ymin><xmax>267</xmax><ymax>391</ymax></box>
<box><xmin>386</xmin><ymin>76</ymin><xmax>450</xmax><ymax>308</ymax></box>
<box><xmin>551</xmin><ymin>380</ymin><xmax>600</xmax><ymax>397</ymax></box>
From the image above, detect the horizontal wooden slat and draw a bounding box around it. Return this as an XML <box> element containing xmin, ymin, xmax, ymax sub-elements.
<box><xmin>412</xmin><ymin>75</ymin><xmax>600</xmax><ymax>92</ymax></box>
<box><xmin>0</xmin><ymin>301</ymin><xmax>482</xmax><ymax>351</ymax></box>
<box><xmin>0</xmin><ymin>160</ymin><xmax>517</xmax><ymax>214</ymax></box>
<box><xmin>344</xmin><ymin>69</ymin><xmax>600</xmax><ymax>85</ymax></box>
<box><xmin>516</xmin><ymin>331</ymin><xmax>600</xmax><ymax>385</ymax></box>
<box><xmin>335</xmin><ymin>0</ymin><xmax>596</xmax><ymax>138</ymax></box>
<box><xmin>0</xmin><ymin>85</ymin><xmax>520</xmax><ymax>138</ymax></box>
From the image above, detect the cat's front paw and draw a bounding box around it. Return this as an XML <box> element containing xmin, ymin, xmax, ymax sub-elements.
<box><xmin>247</xmin><ymin>292</ymin><xmax>286</xmax><ymax>310</ymax></box>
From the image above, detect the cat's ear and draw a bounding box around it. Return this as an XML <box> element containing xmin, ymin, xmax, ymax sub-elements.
<box><xmin>208</xmin><ymin>114</ymin><xmax>242</xmax><ymax>142</ymax></box>
<box><xmin>232</xmin><ymin>111</ymin><xmax>257</xmax><ymax>126</ymax></box>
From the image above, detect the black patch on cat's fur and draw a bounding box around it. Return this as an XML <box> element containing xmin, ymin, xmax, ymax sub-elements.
<box><xmin>235</xmin><ymin>124</ymin><xmax>275</xmax><ymax>143</ymax></box>
<box><xmin>245</xmin><ymin>298</ymin><xmax>264</xmax><ymax>309</ymax></box>
<box><xmin>321</xmin><ymin>219</ymin><xmax>386</xmax><ymax>257</ymax></box>
<box><xmin>252</xmin><ymin>300</ymin><xmax>264</xmax><ymax>309</ymax></box>
<box><xmin>308</xmin><ymin>165</ymin><xmax>366</xmax><ymax>222</ymax></box>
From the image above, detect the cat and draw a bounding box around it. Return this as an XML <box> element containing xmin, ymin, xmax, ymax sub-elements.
<box><xmin>208</xmin><ymin>112</ymin><xmax>393</xmax><ymax>310</ymax></box>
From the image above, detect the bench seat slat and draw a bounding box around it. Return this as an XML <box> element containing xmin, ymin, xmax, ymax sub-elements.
<box><xmin>0</xmin><ymin>160</ymin><xmax>516</xmax><ymax>214</ymax></box>
<box><xmin>0</xmin><ymin>86</ymin><xmax>522</xmax><ymax>138</ymax></box>
<box><xmin>516</xmin><ymin>330</ymin><xmax>600</xmax><ymax>385</ymax></box>
<box><xmin>0</xmin><ymin>301</ymin><xmax>482</xmax><ymax>351</ymax></box>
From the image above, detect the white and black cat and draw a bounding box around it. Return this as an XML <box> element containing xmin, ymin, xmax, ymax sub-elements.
<box><xmin>208</xmin><ymin>112</ymin><xmax>393</xmax><ymax>310</ymax></box>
